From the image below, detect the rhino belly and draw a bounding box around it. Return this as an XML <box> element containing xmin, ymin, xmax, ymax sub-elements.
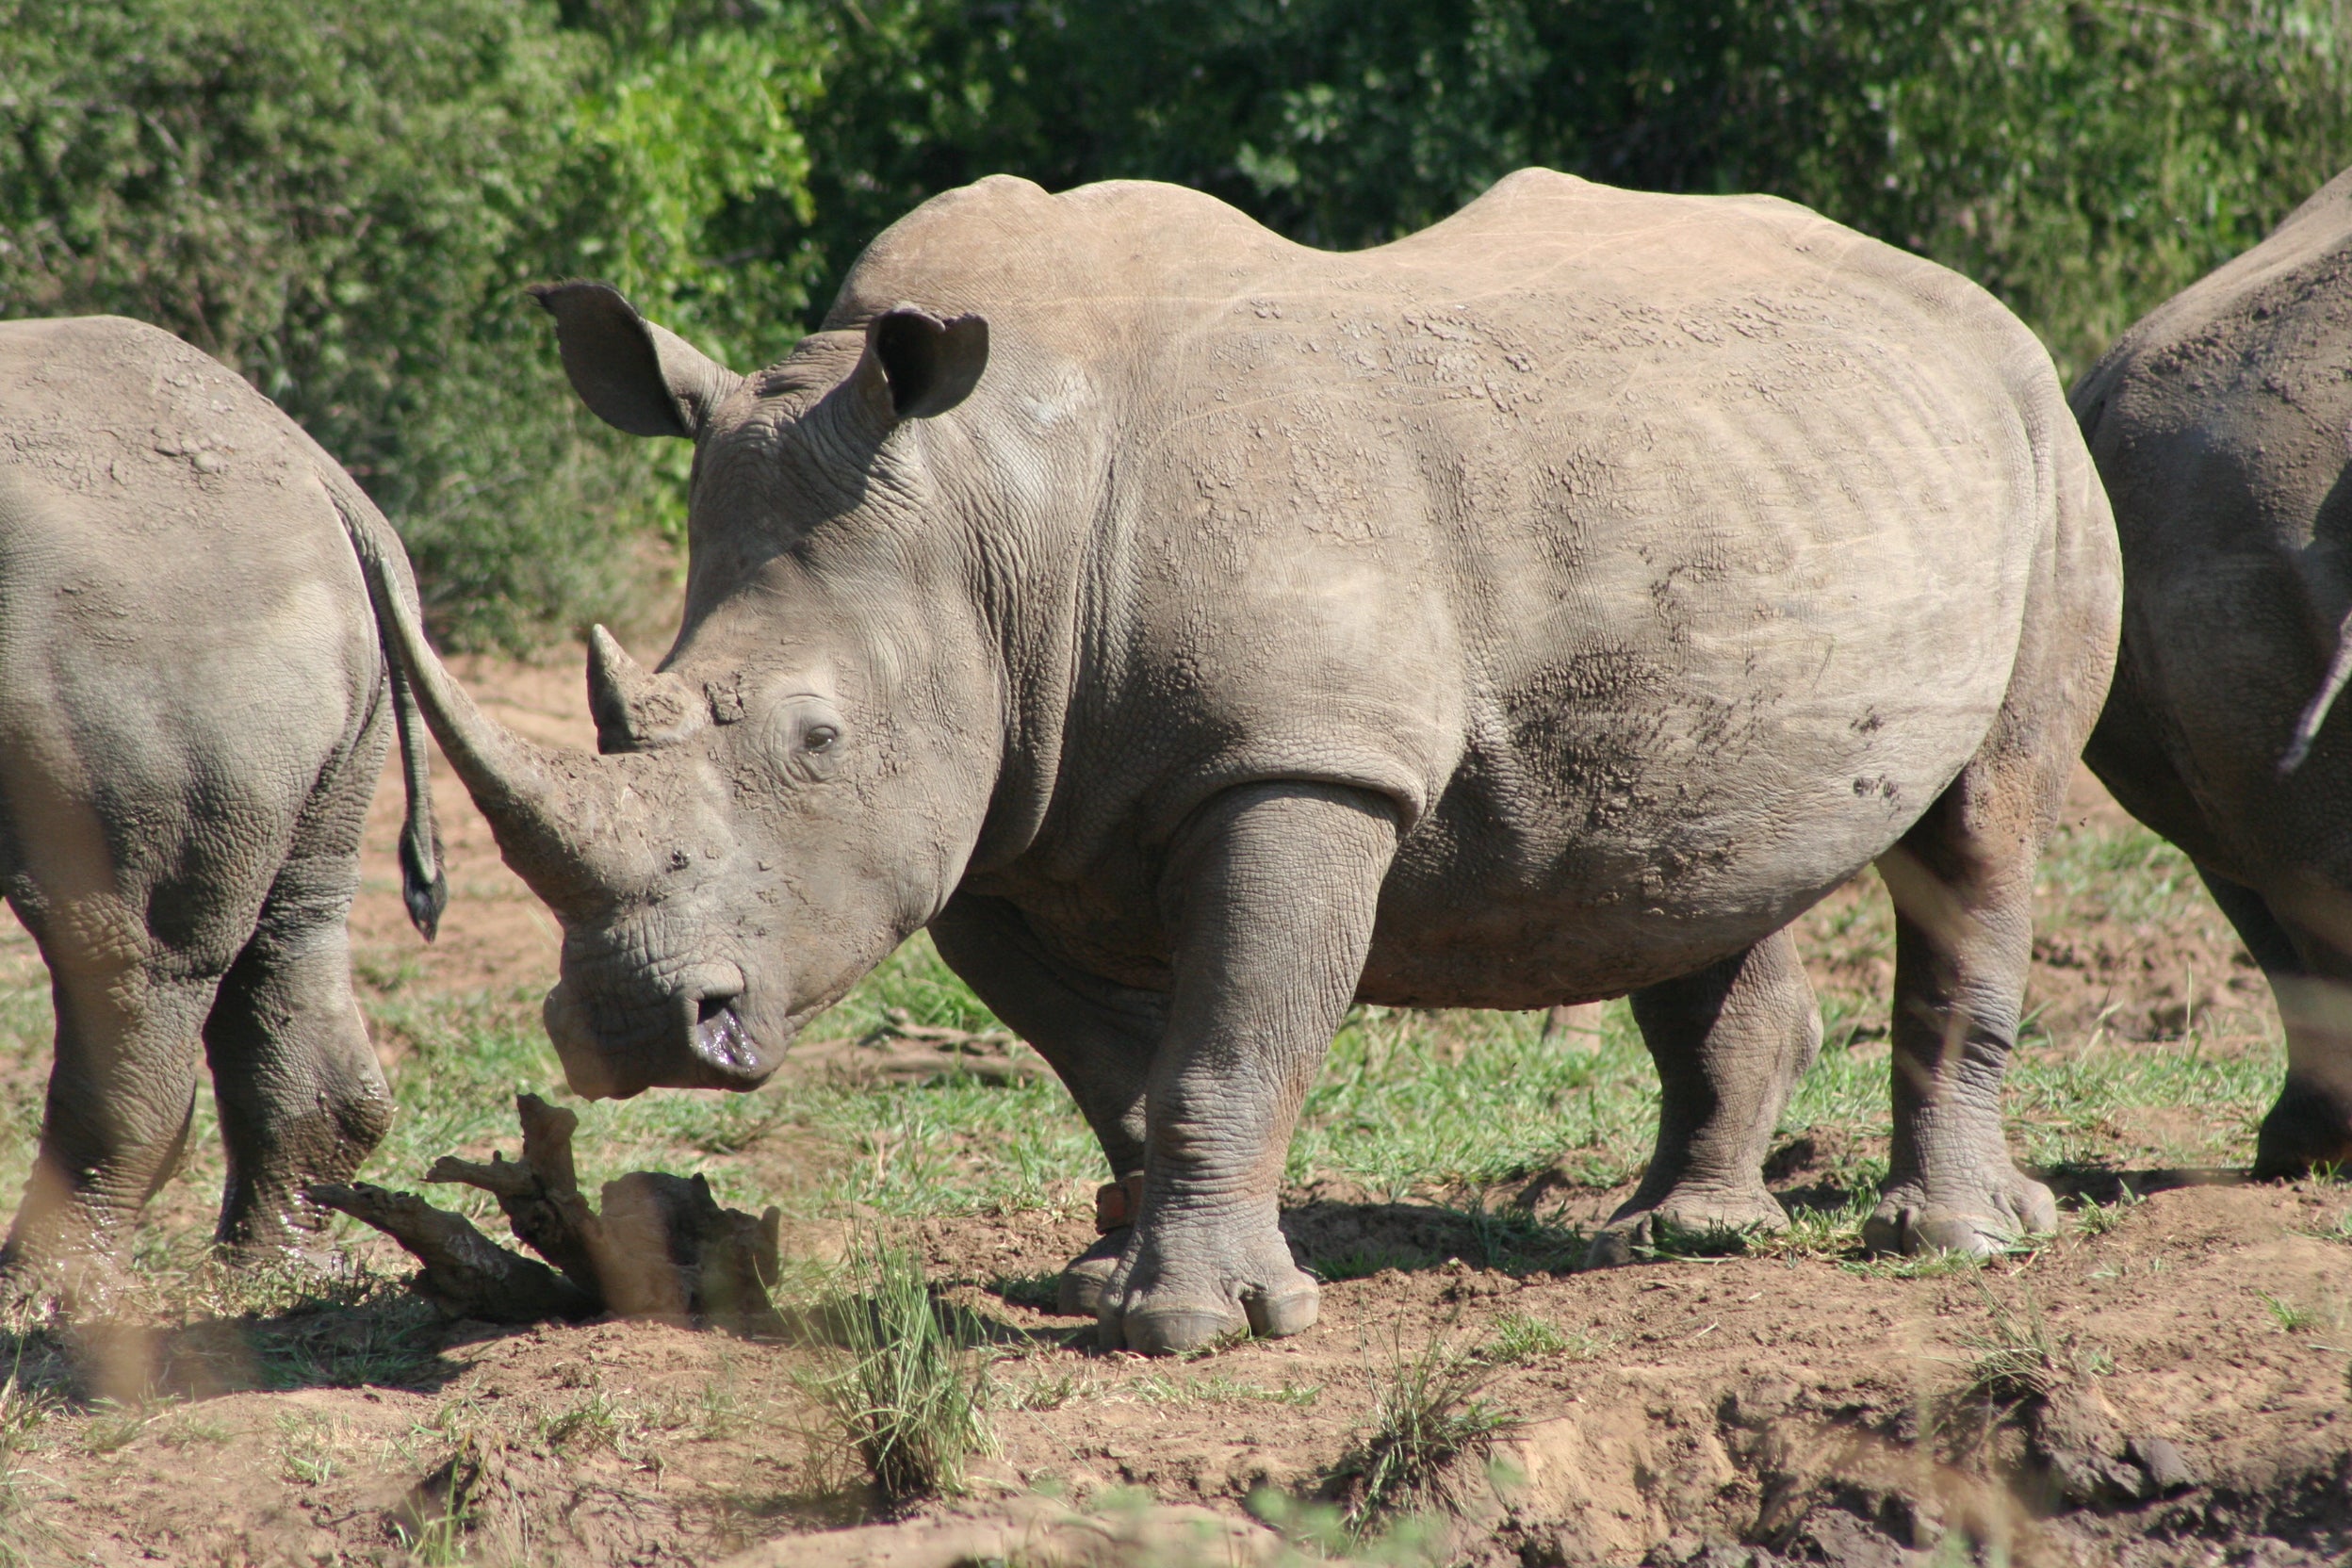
<box><xmin>1359</xmin><ymin>593</ymin><xmax>2010</xmax><ymax>1007</ymax></box>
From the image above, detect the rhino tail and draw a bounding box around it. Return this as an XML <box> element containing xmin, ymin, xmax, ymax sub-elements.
<box><xmin>2282</xmin><ymin>602</ymin><xmax>2352</xmax><ymax>776</ymax></box>
<box><xmin>313</xmin><ymin>460</ymin><xmax>449</xmax><ymax>940</ymax></box>
<box><xmin>387</xmin><ymin>647</ymin><xmax>449</xmax><ymax>939</ymax></box>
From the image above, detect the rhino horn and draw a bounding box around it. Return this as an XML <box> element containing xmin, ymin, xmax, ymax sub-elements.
<box><xmin>587</xmin><ymin>625</ymin><xmax>705</xmax><ymax>754</ymax></box>
<box><xmin>349</xmin><ymin>541</ymin><xmax>649</xmax><ymax>917</ymax></box>
<box><xmin>411</xmin><ymin>650</ymin><xmax>651</xmax><ymax>917</ymax></box>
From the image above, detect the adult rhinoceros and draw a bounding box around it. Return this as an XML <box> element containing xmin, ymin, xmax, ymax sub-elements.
<box><xmin>0</xmin><ymin>316</ymin><xmax>445</xmax><ymax>1282</ymax></box>
<box><xmin>373</xmin><ymin>171</ymin><xmax>2118</xmax><ymax>1353</ymax></box>
<box><xmin>2073</xmin><ymin>166</ymin><xmax>2352</xmax><ymax>1176</ymax></box>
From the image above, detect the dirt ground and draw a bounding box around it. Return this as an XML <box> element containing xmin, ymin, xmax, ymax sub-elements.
<box><xmin>0</xmin><ymin>652</ymin><xmax>2347</xmax><ymax>1567</ymax></box>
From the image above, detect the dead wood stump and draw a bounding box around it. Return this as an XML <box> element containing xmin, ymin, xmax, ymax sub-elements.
<box><xmin>310</xmin><ymin>1093</ymin><xmax>784</xmax><ymax>1331</ymax></box>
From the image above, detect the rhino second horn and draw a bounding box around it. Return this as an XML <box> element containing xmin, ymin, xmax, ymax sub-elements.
<box><xmin>588</xmin><ymin>625</ymin><xmax>705</xmax><ymax>754</ymax></box>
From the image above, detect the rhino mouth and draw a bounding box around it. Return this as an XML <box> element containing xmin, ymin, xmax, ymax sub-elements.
<box><xmin>691</xmin><ymin>995</ymin><xmax>770</xmax><ymax>1083</ymax></box>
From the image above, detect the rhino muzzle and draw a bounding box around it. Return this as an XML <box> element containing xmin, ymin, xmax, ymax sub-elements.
<box><xmin>543</xmin><ymin>961</ymin><xmax>778</xmax><ymax>1100</ymax></box>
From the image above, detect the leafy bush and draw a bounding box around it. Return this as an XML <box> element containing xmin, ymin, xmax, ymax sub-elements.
<box><xmin>0</xmin><ymin>0</ymin><xmax>825</xmax><ymax>650</ymax></box>
<box><xmin>5</xmin><ymin>0</ymin><xmax>2348</xmax><ymax>645</ymax></box>
<box><xmin>793</xmin><ymin>0</ymin><xmax>2352</xmax><ymax>384</ymax></box>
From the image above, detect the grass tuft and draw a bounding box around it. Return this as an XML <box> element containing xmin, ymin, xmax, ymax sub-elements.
<box><xmin>1339</xmin><ymin>1324</ymin><xmax>1519</xmax><ymax>1534</ymax></box>
<box><xmin>2071</xmin><ymin>1188</ymin><xmax>2143</xmax><ymax>1236</ymax></box>
<box><xmin>1631</xmin><ymin>1217</ymin><xmax>1758</xmax><ymax>1262</ymax></box>
<box><xmin>808</xmin><ymin>1237</ymin><xmax>992</xmax><ymax>1505</ymax></box>
<box><xmin>1128</xmin><ymin>1371</ymin><xmax>1322</xmax><ymax>1408</ymax></box>
<box><xmin>2260</xmin><ymin>1291</ymin><xmax>2319</xmax><ymax>1333</ymax></box>
<box><xmin>1477</xmin><ymin>1313</ymin><xmax>1570</xmax><ymax>1364</ymax></box>
<box><xmin>1950</xmin><ymin>1285</ymin><xmax>2109</xmax><ymax>1417</ymax></box>
<box><xmin>0</xmin><ymin>1368</ymin><xmax>57</xmax><ymax>1563</ymax></box>
<box><xmin>275</xmin><ymin>1412</ymin><xmax>339</xmax><ymax>1486</ymax></box>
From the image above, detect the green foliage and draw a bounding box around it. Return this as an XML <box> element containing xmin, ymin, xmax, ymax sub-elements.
<box><xmin>794</xmin><ymin>0</ymin><xmax>2349</xmax><ymax>384</ymax></box>
<box><xmin>6</xmin><ymin>0</ymin><xmax>2347</xmax><ymax>639</ymax></box>
<box><xmin>0</xmin><ymin>0</ymin><xmax>825</xmax><ymax>650</ymax></box>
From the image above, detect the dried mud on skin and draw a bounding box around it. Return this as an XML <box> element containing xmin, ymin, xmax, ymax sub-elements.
<box><xmin>312</xmin><ymin>1092</ymin><xmax>784</xmax><ymax>1332</ymax></box>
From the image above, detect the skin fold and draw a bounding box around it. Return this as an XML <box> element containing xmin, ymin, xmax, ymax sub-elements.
<box><xmin>381</xmin><ymin>171</ymin><xmax>2121</xmax><ymax>1354</ymax></box>
<box><xmin>2074</xmin><ymin>165</ymin><xmax>2352</xmax><ymax>1180</ymax></box>
<box><xmin>0</xmin><ymin>317</ymin><xmax>444</xmax><ymax>1288</ymax></box>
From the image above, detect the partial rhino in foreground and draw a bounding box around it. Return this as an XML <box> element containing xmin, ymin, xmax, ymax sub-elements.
<box><xmin>376</xmin><ymin>170</ymin><xmax>2120</xmax><ymax>1354</ymax></box>
<box><xmin>0</xmin><ymin>317</ymin><xmax>445</xmax><ymax>1284</ymax></box>
<box><xmin>2074</xmin><ymin>165</ymin><xmax>2352</xmax><ymax>1175</ymax></box>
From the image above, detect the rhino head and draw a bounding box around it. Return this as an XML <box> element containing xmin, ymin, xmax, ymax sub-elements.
<box><xmin>400</xmin><ymin>282</ymin><xmax>1009</xmax><ymax>1098</ymax></box>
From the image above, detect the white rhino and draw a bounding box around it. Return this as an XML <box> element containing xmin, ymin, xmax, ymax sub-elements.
<box><xmin>2073</xmin><ymin>166</ymin><xmax>2352</xmax><ymax>1175</ymax></box>
<box><xmin>0</xmin><ymin>316</ymin><xmax>444</xmax><ymax>1280</ymax></box>
<box><xmin>372</xmin><ymin>171</ymin><xmax>2119</xmax><ymax>1353</ymax></box>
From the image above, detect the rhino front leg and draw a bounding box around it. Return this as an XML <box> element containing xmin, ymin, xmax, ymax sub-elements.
<box><xmin>1585</xmin><ymin>930</ymin><xmax>1821</xmax><ymax>1267</ymax></box>
<box><xmin>929</xmin><ymin>891</ymin><xmax>1163</xmax><ymax>1315</ymax></box>
<box><xmin>1098</xmin><ymin>781</ymin><xmax>1396</xmax><ymax>1355</ymax></box>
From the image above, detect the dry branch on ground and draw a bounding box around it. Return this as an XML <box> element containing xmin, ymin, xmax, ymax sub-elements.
<box><xmin>311</xmin><ymin>1093</ymin><xmax>783</xmax><ymax>1331</ymax></box>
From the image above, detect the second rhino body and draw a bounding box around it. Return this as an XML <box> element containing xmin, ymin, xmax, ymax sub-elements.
<box><xmin>387</xmin><ymin>170</ymin><xmax>2120</xmax><ymax>1353</ymax></box>
<box><xmin>2076</xmin><ymin>165</ymin><xmax>2352</xmax><ymax>1175</ymax></box>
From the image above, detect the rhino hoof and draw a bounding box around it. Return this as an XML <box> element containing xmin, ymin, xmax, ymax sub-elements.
<box><xmin>1105</xmin><ymin>1304</ymin><xmax>1248</xmax><ymax>1355</ymax></box>
<box><xmin>1863</xmin><ymin>1205</ymin><xmax>2006</xmax><ymax>1256</ymax></box>
<box><xmin>1582</xmin><ymin>1226</ymin><xmax>1640</xmax><ymax>1269</ymax></box>
<box><xmin>1056</xmin><ymin>1229</ymin><xmax>1128</xmax><ymax>1318</ymax></box>
<box><xmin>2252</xmin><ymin>1079</ymin><xmax>2352</xmax><ymax>1180</ymax></box>
<box><xmin>1243</xmin><ymin>1282</ymin><xmax>1319</xmax><ymax>1339</ymax></box>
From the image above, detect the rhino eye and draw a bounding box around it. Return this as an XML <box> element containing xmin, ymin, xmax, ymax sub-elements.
<box><xmin>803</xmin><ymin>725</ymin><xmax>839</xmax><ymax>753</ymax></box>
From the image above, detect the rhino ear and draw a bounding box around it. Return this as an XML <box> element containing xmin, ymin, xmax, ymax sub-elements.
<box><xmin>858</xmin><ymin>304</ymin><xmax>989</xmax><ymax>420</ymax></box>
<box><xmin>529</xmin><ymin>281</ymin><xmax>742</xmax><ymax>439</ymax></box>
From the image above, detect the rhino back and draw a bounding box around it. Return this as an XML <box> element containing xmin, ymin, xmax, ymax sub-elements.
<box><xmin>828</xmin><ymin>174</ymin><xmax>2075</xmax><ymax>997</ymax></box>
<box><xmin>0</xmin><ymin>317</ymin><xmax>380</xmax><ymax>965</ymax></box>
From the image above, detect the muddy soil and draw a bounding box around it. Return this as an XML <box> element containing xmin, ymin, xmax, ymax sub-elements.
<box><xmin>0</xmin><ymin>654</ymin><xmax>2344</xmax><ymax>1567</ymax></box>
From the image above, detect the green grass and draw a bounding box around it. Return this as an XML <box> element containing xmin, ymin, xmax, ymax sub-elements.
<box><xmin>805</xmin><ymin>1237</ymin><xmax>992</xmax><ymax>1505</ymax></box>
<box><xmin>1126</xmin><ymin>1371</ymin><xmax>1323</xmax><ymax>1408</ymax></box>
<box><xmin>1476</xmin><ymin>1313</ymin><xmax>1570</xmax><ymax>1364</ymax></box>
<box><xmin>0</xmin><ymin>807</ymin><xmax>2295</xmax><ymax>1327</ymax></box>
<box><xmin>1339</xmin><ymin>1327</ymin><xmax>1518</xmax><ymax>1533</ymax></box>
<box><xmin>1947</xmin><ymin>1284</ymin><xmax>2110</xmax><ymax>1422</ymax></box>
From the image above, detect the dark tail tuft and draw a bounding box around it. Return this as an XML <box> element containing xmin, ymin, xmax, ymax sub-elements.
<box><xmin>401</xmin><ymin>820</ymin><xmax>449</xmax><ymax>941</ymax></box>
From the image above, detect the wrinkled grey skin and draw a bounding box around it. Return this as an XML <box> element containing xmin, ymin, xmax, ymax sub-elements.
<box><xmin>0</xmin><ymin>316</ymin><xmax>445</xmax><ymax>1283</ymax></box>
<box><xmin>383</xmin><ymin>172</ymin><xmax>2119</xmax><ymax>1353</ymax></box>
<box><xmin>2074</xmin><ymin>166</ymin><xmax>2352</xmax><ymax>1178</ymax></box>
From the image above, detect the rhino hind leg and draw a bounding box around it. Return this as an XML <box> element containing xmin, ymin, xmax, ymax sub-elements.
<box><xmin>1584</xmin><ymin>930</ymin><xmax>1821</xmax><ymax>1267</ymax></box>
<box><xmin>1864</xmin><ymin>765</ymin><xmax>2068</xmax><ymax>1257</ymax></box>
<box><xmin>2207</xmin><ymin>876</ymin><xmax>2352</xmax><ymax>1179</ymax></box>
<box><xmin>205</xmin><ymin>711</ymin><xmax>393</xmax><ymax>1254</ymax></box>
<box><xmin>205</xmin><ymin>917</ymin><xmax>390</xmax><ymax>1253</ymax></box>
<box><xmin>928</xmin><ymin>890</ymin><xmax>1163</xmax><ymax>1316</ymax></box>
<box><xmin>0</xmin><ymin>941</ymin><xmax>218</xmax><ymax>1290</ymax></box>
